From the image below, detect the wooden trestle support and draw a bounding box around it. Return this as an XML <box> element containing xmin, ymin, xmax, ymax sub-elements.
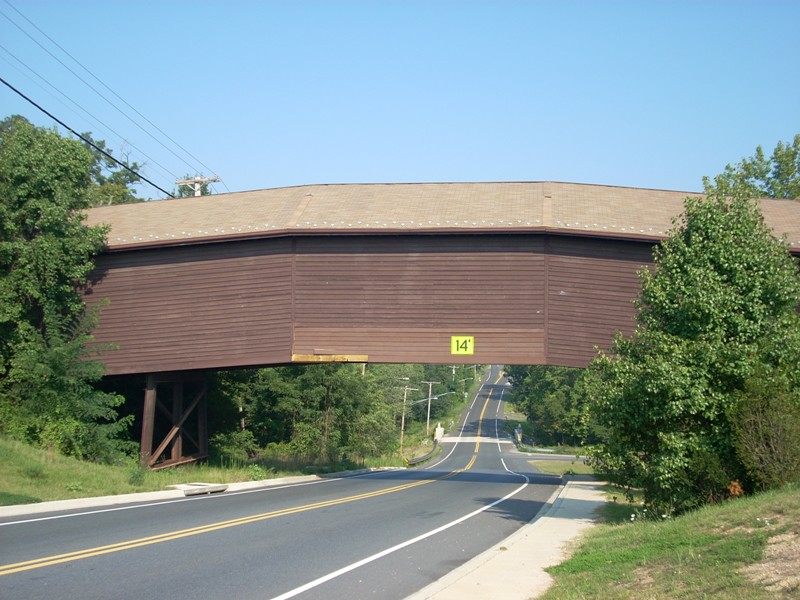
<box><xmin>140</xmin><ymin>372</ymin><xmax>208</xmax><ymax>469</ymax></box>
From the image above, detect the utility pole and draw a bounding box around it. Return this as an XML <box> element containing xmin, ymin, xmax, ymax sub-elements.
<box><xmin>176</xmin><ymin>175</ymin><xmax>220</xmax><ymax>197</ymax></box>
<box><xmin>421</xmin><ymin>381</ymin><xmax>441</xmax><ymax>437</ymax></box>
<box><xmin>399</xmin><ymin>384</ymin><xmax>419</xmax><ymax>458</ymax></box>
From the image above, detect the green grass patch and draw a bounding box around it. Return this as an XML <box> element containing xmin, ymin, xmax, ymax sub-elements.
<box><xmin>530</xmin><ymin>459</ymin><xmax>595</xmax><ymax>477</ymax></box>
<box><xmin>0</xmin><ymin>435</ymin><xmax>307</xmax><ymax>506</ymax></box>
<box><xmin>540</xmin><ymin>483</ymin><xmax>800</xmax><ymax>599</ymax></box>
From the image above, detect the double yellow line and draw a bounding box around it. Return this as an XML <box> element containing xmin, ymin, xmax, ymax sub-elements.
<box><xmin>2</xmin><ymin>385</ymin><xmax>500</xmax><ymax>577</ymax></box>
<box><xmin>463</xmin><ymin>389</ymin><xmax>493</xmax><ymax>471</ymax></box>
<box><xmin>0</xmin><ymin>478</ymin><xmax>434</xmax><ymax>576</ymax></box>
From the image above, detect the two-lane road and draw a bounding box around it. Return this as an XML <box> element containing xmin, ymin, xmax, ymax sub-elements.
<box><xmin>0</xmin><ymin>366</ymin><xmax>561</xmax><ymax>599</ymax></box>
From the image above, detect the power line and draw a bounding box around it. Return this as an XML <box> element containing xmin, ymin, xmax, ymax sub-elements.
<box><xmin>0</xmin><ymin>5</ymin><xmax>195</xmax><ymax>175</ymax></box>
<box><xmin>1</xmin><ymin>1</ymin><xmax>227</xmax><ymax>191</ymax></box>
<box><xmin>1</xmin><ymin>76</ymin><xmax>174</xmax><ymax>198</ymax></box>
<box><xmin>0</xmin><ymin>43</ymin><xmax>180</xmax><ymax>187</ymax></box>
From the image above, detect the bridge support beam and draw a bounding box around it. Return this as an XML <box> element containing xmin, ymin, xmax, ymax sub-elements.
<box><xmin>140</xmin><ymin>372</ymin><xmax>208</xmax><ymax>469</ymax></box>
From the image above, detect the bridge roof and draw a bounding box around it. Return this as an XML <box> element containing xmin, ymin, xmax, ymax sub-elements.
<box><xmin>86</xmin><ymin>181</ymin><xmax>800</xmax><ymax>252</ymax></box>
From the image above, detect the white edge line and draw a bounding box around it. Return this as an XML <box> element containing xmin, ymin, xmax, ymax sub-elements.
<box><xmin>495</xmin><ymin>388</ymin><xmax>505</xmax><ymax>451</ymax></box>
<box><xmin>268</xmin><ymin>476</ymin><xmax>529</xmax><ymax>600</ymax></box>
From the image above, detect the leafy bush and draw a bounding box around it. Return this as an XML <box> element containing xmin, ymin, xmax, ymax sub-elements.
<box><xmin>210</xmin><ymin>429</ymin><xmax>258</xmax><ymax>464</ymax></box>
<box><xmin>731</xmin><ymin>369</ymin><xmax>800</xmax><ymax>490</ymax></box>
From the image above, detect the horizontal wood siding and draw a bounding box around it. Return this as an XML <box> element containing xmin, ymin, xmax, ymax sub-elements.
<box><xmin>292</xmin><ymin>235</ymin><xmax>546</xmax><ymax>364</ymax></box>
<box><xmin>84</xmin><ymin>240</ymin><xmax>294</xmax><ymax>375</ymax></box>
<box><xmin>545</xmin><ymin>236</ymin><xmax>654</xmax><ymax>366</ymax></box>
<box><xmin>84</xmin><ymin>232</ymin><xmax>657</xmax><ymax>374</ymax></box>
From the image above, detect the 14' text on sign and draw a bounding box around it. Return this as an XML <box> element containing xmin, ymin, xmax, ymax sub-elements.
<box><xmin>450</xmin><ymin>336</ymin><xmax>475</xmax><ymax>355</ymax></box>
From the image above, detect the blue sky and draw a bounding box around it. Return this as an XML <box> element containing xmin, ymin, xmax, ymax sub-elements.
<box><xmin>2</xmin><ymin>0</ymin><xmax>799</xmax><ymax>199</ymax></box>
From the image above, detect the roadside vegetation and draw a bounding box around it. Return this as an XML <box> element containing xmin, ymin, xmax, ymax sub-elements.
<box><xmin>541</xmin><ymin>482</ymin><xmax>800</xmax><ymax>599</ymax></box>
<box><xmin>509</xmin><ymin>137</ymin><xmax>800</xmax><ymax>516</ymax></box>
<box><xmin>518</xmin><ymin>137</ymin><xmax>800</xmax><ymax>598</ymax></box>
<box><xmin>205</xmin><ymin>363</ymin><xmax>480</xmax><ymax>469</ymax></box>
<box><xmin>0</xmin><ymin>373</ymin><xmax>476</xmax><ymax>506</ymax></box>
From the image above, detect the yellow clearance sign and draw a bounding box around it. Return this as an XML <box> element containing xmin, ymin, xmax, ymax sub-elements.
<box><xmin>450</xmin><ymin>336</ymin><xmax>475</xmax><ymax>355</ymax></box>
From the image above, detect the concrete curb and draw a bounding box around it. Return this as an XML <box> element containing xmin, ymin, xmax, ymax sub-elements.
<box><xmin>0</xmin><ymin>474</ymin><xmax>321</xmax><ymax>518</ymax></box>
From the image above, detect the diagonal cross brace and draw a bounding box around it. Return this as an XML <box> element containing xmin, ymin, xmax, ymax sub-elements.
<box><xmin>148</xmin><ymin>383</ymin><xmax>207</xmax><ymax>467</ymax></box>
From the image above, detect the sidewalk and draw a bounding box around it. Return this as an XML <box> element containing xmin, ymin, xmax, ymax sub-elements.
<box><xmin>406</xmin><ymin>477</ymin><xmax>608</xmax><ymax>600</ymax></box>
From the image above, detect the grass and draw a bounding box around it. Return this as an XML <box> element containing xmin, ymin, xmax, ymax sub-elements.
<box><xmin>540</xmin><ymin>482</ymin><xmax>800</xmax><ymax>599</ymax></box>
<box><xmin>0</xmin><ymin>435</ymin><xmax>307</xmax><ymax>505</ymax></box>
<box><xmin>530</xmin><ymin>459</ymin><xmax>595</xmax><ymax>477</ymax></box>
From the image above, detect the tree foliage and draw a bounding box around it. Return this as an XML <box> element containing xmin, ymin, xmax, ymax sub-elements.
<box><xmin>0</xmin><ymin>116</ymin><xmax>134</xmax><ymax>461</ymax></box>
<box><xmin>209</xmin><ymin>363</ymin><xmax>474</xmax><ymax>463</ymax></box>
<box><xmin>80</xmin><ymin>132</ymin><xmax>143</xmax><ymax>206</ymax></box>
<box><xmin>712</xmin><ymin>134</ymin><xmax>800</xmax><ymax>200</ymax></box>
<box><xmin>731</xmin><ymin>367</ymin><xmax>800</xmax><ymax>491</ymax></box>
<box><xmin>586</xmin><ymin>163</ymin><xmax>800</xmax><ymax>513</ymax></box>
<box><xmin>505</xmin><ymin>365</ymin><xmax>598</xmax><ymax>446</ymax></box>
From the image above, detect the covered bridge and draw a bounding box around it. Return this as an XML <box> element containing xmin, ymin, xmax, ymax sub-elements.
<box><xmin>82</xmin><ymin>182</ymin><xmax>800</xmax><ymax>466</ymax></box>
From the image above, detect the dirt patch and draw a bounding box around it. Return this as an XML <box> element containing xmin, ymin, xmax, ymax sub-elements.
<box><xmin>713</xmin><ymin>514</ymin><xmax>781</xmax><ymax>536</ymax></box>
<box><xmin>740</xmin><ymin>532</ymin><xmax>800</xmax><ymax>595</ymax></box>
<box><xmin>631</xmin><ymin>566</ymin><xmax>655</xmax><ymax>588</ymax></box>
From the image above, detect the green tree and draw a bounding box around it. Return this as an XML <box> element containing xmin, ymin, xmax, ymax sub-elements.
<box><xmin>0</xmin><ymin>116</ymin><xmax>133</xmax><ymax>461</ymax></box>
<box><xmin>212</xmin><ymin>363</ymin><xmax>403</xmax><ymax>463</ymax></box>
<box><xmin>586</xmin><ymin>171</ymin><xmax>800</xmax><ymax>513</ymax></box>
<box><xmin>506</xmin><ymin>365</ymin><xmax>597</xmax><ymax>446</ymax></box>
<box><xmin>80</xmin><ymin>132</ymin><xmax>143</xmax><ymax>206</ymax></box>
<box><xmin>713</xmin><ymin>134</ymin><xmax>800</xmax><ymax>200</ymax></box>
<box><xmin>208</xmin><ymin>362</ymin><xmax>473</xmax><ymax>464</ymax></box>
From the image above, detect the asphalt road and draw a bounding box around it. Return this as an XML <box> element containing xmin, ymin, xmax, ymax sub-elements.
<box><xmin>0</xmin><ymin>366</ymin><xmax>561</xmax><ymax>600</ymax></box>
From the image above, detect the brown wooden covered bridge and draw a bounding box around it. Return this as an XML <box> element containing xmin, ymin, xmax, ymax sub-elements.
<box><xmin>83</xmin><ymin>182</ymin><xmax>800</xmax><ymax>466</ymax></box>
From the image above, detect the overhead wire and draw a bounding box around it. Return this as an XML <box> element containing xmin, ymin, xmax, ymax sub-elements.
<box><xmin>2</xmin><ymin>0</ymin><xmax>225</xmax><ymax>188</ymax></box>
<box><xmin>1</xmin><ymin>76</ymin><xmax>175</xmax><ymax>198</ymax></box>
<box><xmin>0</xmin><ymin>0</ymin><xmax>228</xmax><ymax>192</ymax></box>
<box><xmin>0</xmin><ymin>5</ymin><xmax>199</xmax><ymax>177</ymax></box>
<box><xmin>0</xmin><ymin>44</ymin><xmax>181</xmax><ymax>187</ymax></box>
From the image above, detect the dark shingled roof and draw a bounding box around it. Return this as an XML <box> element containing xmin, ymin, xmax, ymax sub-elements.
<box><xmin>85</xmin><ymin>181</ymin><xmax>800</xmax><ymax>253</ymax></box>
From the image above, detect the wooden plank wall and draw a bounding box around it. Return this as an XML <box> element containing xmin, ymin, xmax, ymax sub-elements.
<box><xmin>84</xmin><ymin>233</ymin><xmax>653</xmax><ymax>375</ymax></box>
<box><xmin>292</xmin><ymin>235</ymin><xmax>546</xmax><ymax>365</ymax></box>
<box><xmin>85</xmin><ymin>239</ymin><xmax>294</xmax><ymax>374</ymax></box>
<box><xmin>546</xmin><ymin>237</ymin><xmax>653</xmax><ymax>367</ymax></box>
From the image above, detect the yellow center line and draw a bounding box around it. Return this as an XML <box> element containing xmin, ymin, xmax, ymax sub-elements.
<box><xmin>473</xmin><ymin>390</ymin><xmax>492</xmax><ymax>454</ymax></box>
<box><xmin>0</xmin><ymin>477</ymin><xmax>440</xmax><ymax>576</ymax></box>
<box><xmin>2</xmin><ymin>376</ymin><xmax>507</xmax><ymax>576</ymax></box>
